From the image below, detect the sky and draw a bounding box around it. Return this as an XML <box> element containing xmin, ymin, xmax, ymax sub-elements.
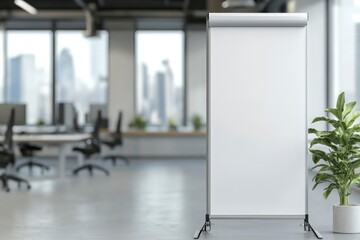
<box><xmin>135</xmin><ymin>30</ymin><xmax>184</xmax><ymax>87</ymax></box>
<box><xmin>6</xmin><ymin>30</ymin><xmax>108</xmax><ymax>86</ymax></box>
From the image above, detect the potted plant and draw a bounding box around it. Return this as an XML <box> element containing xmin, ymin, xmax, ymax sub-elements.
<box><xmin>168</xmin><ymin>118</ymin><xmax>177</xmax><ymax>131</ymax></box>
<box><xmin>192</xmin><ymin>114</ymin><xmax>203</xmax><ymax>131</ymax></box>
<box><xmin>309</xmin><ymin>92</ymin><xmax>360</xmax><ymax>233</ymax></box>
<box><xmin>128</xmin><ymin>116</ymin><xmax>147</xmax><ymax>130</ymax></box>
<box><xmin>36</xmin><ymin>118</ymin><xmax>45</xmax><ymax>126</ymax></box>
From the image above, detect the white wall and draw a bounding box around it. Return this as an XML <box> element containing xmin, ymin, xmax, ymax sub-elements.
<box><xmin>296</xmin><ymin>0</ymin><xmax>327</xmax><ymax>129</ymax></box>
<box><xmin>107</xmin><ymin>21</ymin><xmax>135</xmax><ymax>130</ymax></box>
<box><xmin>186</xmin><ymin>25</ymin><xmax>207</xmax><ymax>124</ymax></box>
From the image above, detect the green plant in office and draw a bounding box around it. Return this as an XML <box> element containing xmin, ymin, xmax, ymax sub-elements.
<box><xmin>128</xmin><ymin>115</ymin><xmax>147</xmax><ymax>130</ymax></box>
<box><xmin>168</xmin><ymin>118</ymin><xmax>177</xmax><ymax>131</ymax></box>
<box><xmin>309</xmin><ymin>92</ymin><xmax>360</xmax><ymax>206</ymax></box>
<box><xmin>36</xmin><ymin>118</ymin><xmax>45</xmax><ymax>126</ymax></box>
<box><xmin>192</xmin><ymin>114</ymin><xmax>203</xmax><ymax>131</ymax></box>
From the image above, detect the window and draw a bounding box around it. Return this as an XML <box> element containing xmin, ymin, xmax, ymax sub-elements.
<box><xmin>0</xmin><ymin>27</ymin><xmax>4</xmax><ymax>103</ymax></box>
<box><xmin>56</xmin><ymin>31</ymin><xmax>109</xmax><ymax>124</ymax></box>
<box><xmin>136</xmin><ymin>31</ymin><xmax>185</xmax><ymax>126</ymax></box>
<box><xmin>331</xmin><ymin>0</ymin><xmax>360</xmax><ymax>105</ymax></box>
<box><xmin>6</xmin><ymin>31</ymin><xmax>52</xmax><ymax>124</ymax></box>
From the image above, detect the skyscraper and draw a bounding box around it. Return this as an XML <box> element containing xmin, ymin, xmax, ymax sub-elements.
<box><xmin>142</xmin><ymin>63</ymin><xmax>149</xmax><ymax>100</ymax></box>
<box><xmin>8</xmin><ymin>54</ymin><xmax>46</xmax><ymax>124</ymax></box>
<box><xmin>155</xmin><ymin>72</ymin><xmax>166</xmax><ymax>125</ymax></box>
<box><xmin>8</xmin><ymin>55</ymin><xmax>37</xmax><ymax>103</ymax></box>
<box><xmin>57</xmin><ymin>48</ymin><xmax>75</xmax><ymax>102</ymax></box>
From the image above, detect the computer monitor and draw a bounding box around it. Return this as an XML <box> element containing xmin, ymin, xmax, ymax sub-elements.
<box><xmin>57</xmin><ymin>102</ymin><xmax>75</xmax><ymax>129</ymax></box>
<box><xmin>0</xmin><ymin>104</ymin><xmax>26</xmax><ymax>125</ymax></box>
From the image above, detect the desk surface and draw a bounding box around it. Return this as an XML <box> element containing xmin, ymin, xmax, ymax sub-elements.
<box><xmin>121</xmin><ymin>130</ymin><xmax>206</xmax><ymax>137</ymax></box>
<box><xmin>0</xmin><ymin>133</ymin><xmax>91</xmax><ymax>143</ymax></box>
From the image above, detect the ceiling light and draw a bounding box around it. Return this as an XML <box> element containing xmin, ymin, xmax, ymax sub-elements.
<box><xmin>14</xmin><ymin>0</ymin><xmax>38</xmax><ymax>15</ymax></box>
<box><xmin>222</xmin><ymin>0</ymin><xmax>256</xmax><ymax>8</ymax></box>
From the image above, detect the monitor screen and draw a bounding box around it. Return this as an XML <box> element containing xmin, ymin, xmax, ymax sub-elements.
<box><xmin>0</xmin><ymin>104</ymin><xmax>26</xmax><ymax>125</ymax></box>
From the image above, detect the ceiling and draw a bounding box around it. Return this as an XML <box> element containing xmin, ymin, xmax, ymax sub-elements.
<box><xmin>0</xmin><ymin>0</ymin><xmax>289</xmax><ymax>23</ymax></box>
<box><xmin>0</xmin><ymin>0</ymin><xmax>206</xmax><ymax>11</ymax></box>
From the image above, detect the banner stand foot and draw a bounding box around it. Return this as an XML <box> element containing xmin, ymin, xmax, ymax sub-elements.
<box><xmin>193</xmin><ymin>214</ymin><xmax>211</xmax><ymax>239</ymax></box>
<box><xmin>304</xmin><ymin>214</ymin><xmax>323</xmax><ymax>239</ymax></box>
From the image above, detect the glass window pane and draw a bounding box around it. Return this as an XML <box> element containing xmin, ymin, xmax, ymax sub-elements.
<box><xmin>332</xmin><ymin>0</ymin><xmax>360</xmax><ymax>105</ymax></box>
<box><xmin>56</xmin><ymin>31</ymin><xmax>109</xmax><ymax>124</ymax></box>
<box><xmin>6</xmin><ymin>30</ymin><xmax>52</xmax><ymax>124</ymax></box>
<box><xmin>0</xmin><ymin>26</ymin><xmax>4</xmax><ymax>102</ymax></box>
<box><xmin>136</xmin><ymin>31</ymin><xmax>184</xmax><ymax>126</ymax></box>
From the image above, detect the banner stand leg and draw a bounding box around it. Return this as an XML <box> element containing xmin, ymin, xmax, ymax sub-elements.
<box><xmin>194</xmin><ymin>214</ymin><xmax>323</xmax><ymax>239</ymax></box>
<box><xmin>304</xmin><ymin>214</ymin><xmax>323</xmax><ymax>239</ymax></box>
<box><xmin>193</xmin><ymin>214</ymin><xmax>211</xmax><ymax>239</ymax></box>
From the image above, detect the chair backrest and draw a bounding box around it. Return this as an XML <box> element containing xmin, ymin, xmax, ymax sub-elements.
<box><xmin>3</xmin><ymin>108</ymin><xmax>15</xmax><ymax>154</ymax></box>
<box><xmin>73</xmin><ymin>112</ymin><xmax>80</xmax><ymax>132</ymax></box>
<box><xmin>113</xmin><ymin>111</ymin><xmax>123</xmax><ymax>144</ymax></box>
<box><xmin>91</xmin><ymin>110</ymin><xmax>102</xmax><ymax>147</ymax></box>
<box><xmin>115</xmin><ymin>111</ymin><xmax>122</xmax><ymax>134</ymax></box>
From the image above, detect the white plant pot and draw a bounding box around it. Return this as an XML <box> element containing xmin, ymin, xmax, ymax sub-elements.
<box><xmin>333</xmin><ymin>204</ymin><xmax>360</xmax><ymax>233</ymax></box>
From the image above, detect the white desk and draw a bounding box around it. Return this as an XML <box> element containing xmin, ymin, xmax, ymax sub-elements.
<box><xmin>0</xmin><ymin>133</ymin><xmax>91</xmax><ymax>178</ymax></box>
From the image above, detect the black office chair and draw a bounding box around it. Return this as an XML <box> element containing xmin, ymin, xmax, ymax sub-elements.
<box><xmin>15</xmin><ymin>143</ymin><xmax>50</xmax><ymax>173</ymax></box>
<box><xmin>102</xmin><ymin>112</ymin><xmax>129</xmax><ymax>166</ymax></box>
<box><xmin>0</xmin><ymin>109</ymin><xmax>31</xmax><ymax>192</ymax></box>
<box><xmin>72</xmin><ymin>110</ymin><xmax>109</xmax><ymax>176</ymax></box>
<box><xmin>73</xmin><ymin>112</ymin><xmax>81</xmax><ymax>133</ymax></box>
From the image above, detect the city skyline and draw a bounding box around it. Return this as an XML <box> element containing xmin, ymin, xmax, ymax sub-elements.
<box><xmin>6</xmin><ymin>31</ymin><xmax>109</xmax><ymax>125</ymax></box>
<box><xmin>136</xmin><ymin>31</ymin><xmax>184</xmax><ymax>126</ymax></box>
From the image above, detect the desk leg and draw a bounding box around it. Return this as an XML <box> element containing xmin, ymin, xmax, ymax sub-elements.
<box><xmin>58</xmin><ymin>144</ymin><xmax>68</xmax><ymax>179</ymax></box>
<box><xmin>77</xmin><ymin>153</ymin><xmax>84</xmax><ymax>166</ymax></box>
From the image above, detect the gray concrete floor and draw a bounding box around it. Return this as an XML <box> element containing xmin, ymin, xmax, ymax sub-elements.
<box><xmin>0</xmin><ymin>158</ymin><xmax>359</xmax><ymax>239</ymax></box>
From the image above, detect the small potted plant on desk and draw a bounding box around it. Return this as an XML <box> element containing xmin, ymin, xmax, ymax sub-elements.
<box><xmin>309</xmin><ymin>92</ymin><xmax>360</xmax><ymax>233</ymax></box>
<box><xmin>168</xmin><ymin>118</ymin><xmax>177</xmax><ymax>131</ymax></box>
<box><xmin>192</xmin><ymin>114</ymin><xmax>203</xmax><ymax>131</ymax></box>
<box><xmin>128</xmin><ymin>116</ymin><xmax>147</xmax><ymax>131</ymax></box>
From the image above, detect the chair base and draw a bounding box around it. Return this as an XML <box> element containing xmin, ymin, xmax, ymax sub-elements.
<box><xmin>0</xmin><ymin>173</ymin><xmax>31</xmax><ymax>192</ymax></box>
<box><xmin>73</xmin><ymin>164</ymin><xmax>110</xmax><ymax>176</ymax></box>
<box><xmin>16</xmin><ymin>160</ymin><xmax>50</xmax><ymax>173</ymax></box>
<box><xmin>103</xmin><ymin>155</ymin><xmax>129</xmax><ymax>166</ymax></box>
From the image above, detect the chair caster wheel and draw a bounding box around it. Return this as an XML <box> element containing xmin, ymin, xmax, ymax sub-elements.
<box><xmin>27</xmin><ymin>185</ymin><xmax>31</xmax><ymax>190</ymax></box>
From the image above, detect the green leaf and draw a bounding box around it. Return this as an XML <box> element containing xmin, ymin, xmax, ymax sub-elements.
<box><xmin>311</xmin><ymin>117</ymin><xmax>340</xmax><ymax>128</ymax></box>
<box><xmin>343</xmin><ymin>101</ymin><xmax>356</xmax><ymax>118</ymax></box>
<box><xmin>323</xmin><ymin>184</ymin><xmax>337</xmax><ymax>199</ymax></box>
<box><xmin>351</xmin><ymin>123</ymin><xmax>360</xmax><ymax>133</ymax></box>
<box><xmin>310</xmin><ymin>138</ymin><xmax>337</xmax><ymax>150</ymax></box>
<box><xmin>311</xmin><ymin>164</ymin><xmax>329</xmax><ymax>171</ymax></box>
<box><xmin>308</xmin><ymin>128</ymin><xmax>317</xmax><ymax>134</ymax></box>
<box><xmin>310</xmin><ymin>149</ymin><xmax>329</xmax><ymax>161</ymax></box>
<box><xmin>325</xmin><ymin>108</ymin><xmax>342</xmax><ymax>120</ymax></box>
<box><xmin>336</xmin><ymin>92</ymin><xmax>345</xmax><ymax>112</ymax></box>
<box><xmin>345</xmin><ymin>111</ymin><xmax>360</xmax><ymax>127</ymax></box>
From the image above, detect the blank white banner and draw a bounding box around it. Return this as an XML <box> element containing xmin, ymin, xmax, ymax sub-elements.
<box><xmin>208</xmin><ymin>13</ymin><xmax>308</xmax><ymax>217</ymax></box>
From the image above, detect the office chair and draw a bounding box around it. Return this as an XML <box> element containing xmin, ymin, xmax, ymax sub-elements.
<box><xmin>73</xmin><ymin>112</ymin><xmax>81</xmax><ymax>133</ymax></box>
<box><xmin>15</xmin><ymin>143</ymin><xmax>50</xmax><ymax>173</ymax></box>
<box><xmin>0</xmin><ymin>109</ymin><xmax>31</xmax><ymax>192</ymax></box>
<box><xmin>72</xmin><ymin>110</ymin><xmax>109</xmax><ymax>176</ymax></box>
<box><xmin>101</xmin><ymin>112</ymin><xmax>129</xmax><ymax>166</ymax></box>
